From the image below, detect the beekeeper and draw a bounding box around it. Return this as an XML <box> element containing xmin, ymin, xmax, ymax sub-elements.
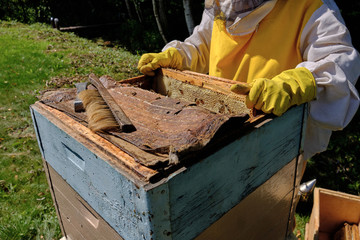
<box><xmin>137</xmin><ymin>0</ymin><xmax>360</xmax><ymax>161</ymax></box>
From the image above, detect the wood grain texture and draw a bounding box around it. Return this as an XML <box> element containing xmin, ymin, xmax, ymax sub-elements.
<box><xmin>42</xmin><ymin>159</ymin><xmax>66</xmax><ymax>237</ymax></box>
<box><xmin>155</xmin><ymin>69</ymin><xmax>251</xmax><ymax>116</ymax></box>
<box><xmin>164</xmin><ymin>105</ymin><xmax>306</xmax><ymax>240</ymax></box>
<box><xmin>319</xmin><ymin>189</ymin><xmax>360</xmax><ymax>232</ymax></box>
<box><xmin>334</xmin><ymin>223</ymin><xmax>360</xmax><ymax>240</ymax></box>
<box><xmin>195</xmin><ymin>158</ymin><xmax>297</xmax><ymax>240</ymax></box>
<box><xmin>46</xmin><ymin>163</ymin><xmax>123</xmax><ymax>240</ymax></box>
<box><xmin>306</xmin><ymin>188</ymin><xmax>360</xmax><ymax>240</ymax></box>
<box><xmin>305</xmin><ymin>188</ymin><xmax>320</xmax><ymax>240</ymax></box>
<box><xmin>104</xmin><ymin>86</ymin><xmax>241</xmax><ymax>154</ymax></box>
<box><xmin>39</xmin><ymin>74</ymin><xmax>251</xmax><ymax>168</ymax></box>
<box><xmin>31</xmin><ymin>102</ymin><xmax>158</xmax><ymax>183</ymax></box>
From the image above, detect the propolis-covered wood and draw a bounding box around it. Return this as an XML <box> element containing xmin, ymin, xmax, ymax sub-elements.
<box><xmin>154</xmin><ymin>69</ymin><xmax>252</xmax><ymax>116</ymax></box>
<box><xmin>39</xmin><ymin>70</ymin><xmax>255</xmax><ymax>168</ymax></box>
<box><xmin>31</xmin><ymin>70</ymin><xmax>308</xmax><ymax>240</ymax></box>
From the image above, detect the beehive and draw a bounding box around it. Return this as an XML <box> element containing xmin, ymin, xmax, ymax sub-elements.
<box><xmin>31</xmin><ymin>69</ymin><xmax>307</xmax><ymax>240</ymax></box>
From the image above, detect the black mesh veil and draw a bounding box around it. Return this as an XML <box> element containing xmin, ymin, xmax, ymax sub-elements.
<box><xmin>204</xmin><ymin>0</ymin><xmax>267</xmax><ymax>22</ymax></box>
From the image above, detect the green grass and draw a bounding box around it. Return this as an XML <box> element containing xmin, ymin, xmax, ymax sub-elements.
<box><xmin>0</xmin><ymin>21</ymin><xmax>139</xmax><ymax>239</ymax></box>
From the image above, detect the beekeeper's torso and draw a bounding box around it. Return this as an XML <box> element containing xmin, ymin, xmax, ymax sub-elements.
<box><xmin>208</xmin><ymin>0</ymin><xmax>321</xmax><ymax>83</ymax></box>
<box><xmin>163</xmin><ymin>0</ymin><xmax>360</xmax><ymax>159</ymax></box>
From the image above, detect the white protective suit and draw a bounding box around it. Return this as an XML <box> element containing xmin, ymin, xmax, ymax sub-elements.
<box><xmin>163</xmin><ymin>0</ymin><xmax>360</xmax><ymax>160</ymax></box>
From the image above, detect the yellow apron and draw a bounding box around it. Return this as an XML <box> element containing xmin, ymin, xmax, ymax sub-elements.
<box><xmin>209</xmin><ymin>0</ymin><xmax>323</xmax><ymax>83</ymax></box>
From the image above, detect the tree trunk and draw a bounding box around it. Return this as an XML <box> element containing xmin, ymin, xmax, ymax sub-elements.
<box><xmin>158</xmin><ymin>0</ymin><xmax>168</xmax><ymax>35</ymax></box>
<box><xmin>132</xmin><ymin>0</ymin><xmax>143</xmax><ymax>23</ymax></box>
<box><xmin>152</xmin><ymin>0</ymin><xmax>168</xmax><ymax>44</ymax></box>
<box><xmin>124</xmin><ymin>0</ymin><xmax>134</xmax><ymax>19</ymax></box>
<box><xmin>183</xmin><ymin>0</ymin><xmax>195</xmax><ymax>35</ymax></box>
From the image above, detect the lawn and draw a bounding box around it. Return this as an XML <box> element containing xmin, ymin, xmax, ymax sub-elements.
<box><xmin>0</xmin><ymin>21</ymin><xmax>139</xmax><ymax>239</ymax></box>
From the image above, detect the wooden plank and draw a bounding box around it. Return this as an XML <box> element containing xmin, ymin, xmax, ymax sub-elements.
<box><xmin>334</xmin><ymin>223</ymin><xmax>360</xmax><ymax>240</ymax></box>
<box><xmin>59</xmin><ymin>22</ymin><xmax>122</xmax><ymax>31</ymax></box>
<box><xmin>155</xmin><ymin>69</ymin><xmax>252</xmax><ymax>117</ymax></box>
<box><xmin>39</xmin><ymin>85</ymin><xmax>171</xmax><ymax>167</ymax></box>
<box><xmin>195</xmin><ymin>158</ymin><xmax>297</xmax><ymax>240</ymax></box>
<box><xmin>161</xmin><ymin>69</ymin><xmax>244</xmax><ymax>95</ymax></box>
<box><xmin>60</xmin><ymin>220</ymin><xmax>87</xmax><ymax>240</ymax></box>
<box><xmin>305</xmin><ymin>187</ymin><xmax>320</xmax><ymax>240</ymax></box>
<box><xmin>42</xmin><ymin>160</ymin><xmax>66</xmax><ymax>237</ymax></box>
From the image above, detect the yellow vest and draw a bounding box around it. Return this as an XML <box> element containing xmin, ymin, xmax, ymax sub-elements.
<box><xmin>209</xmin><ymin>0</ymin><xmax>323</xmax><ymax>83</ymax></box>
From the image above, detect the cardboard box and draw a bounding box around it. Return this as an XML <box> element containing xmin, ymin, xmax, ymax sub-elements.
<box><xmin>305</xmin><ymin>188</ymin><xmax>360</xmax><ymax>240</ymax></box>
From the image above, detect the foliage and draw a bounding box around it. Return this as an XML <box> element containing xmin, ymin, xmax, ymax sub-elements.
<box><xmin>0</xmin><ymin>0</ymin><xmax>359</xmax><ymax>53</ymax></box>
<box><xmin>307</xmin><ymin>112</ymin><xmax>360</xmax><ymax>195</ymax></box>
<box><xmin>0</xmin><ymin>21</ymin><xmax>139</xmax><ymax>239</ymax></box>
<box><xmin>335</xmin><ymin>1</ymin><xmax>360</xmax><ymax>50</ymax></box>
<box><xmin>294</xmin><ymin>214</ymin><xmax>310</xmax><ymax>240</ymax></box>
<box><xmin>0</xmin><ymin>0</ymin><xmax>51</xmax><ymax>24</ymax></box>
<box><xmin>0</xmin><ymin>0</ymin><xmax>205</xmax><ymax>53</ymax></box>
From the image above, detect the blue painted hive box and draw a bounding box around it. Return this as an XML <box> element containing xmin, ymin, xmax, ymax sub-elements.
<box><xmin>31</xmin><ymin>69</ymin><xmax>307</xmax><ymax>240</ymax></box>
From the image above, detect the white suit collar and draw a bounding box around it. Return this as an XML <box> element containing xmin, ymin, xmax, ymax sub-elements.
<box><xmin>226</xmin><ymin>0</ymin><xmax>278</xmax><ymax>35</ymax></box>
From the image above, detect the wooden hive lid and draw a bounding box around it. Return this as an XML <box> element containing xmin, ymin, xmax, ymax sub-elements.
<box><xmin>35</xmin><ymin>69</ymin><xmax>267</xmax><ymax>182</ymax></box>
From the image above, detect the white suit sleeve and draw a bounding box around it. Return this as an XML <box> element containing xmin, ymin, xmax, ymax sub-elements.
<box><xmin>297</xmin><ymin>1</ymin><xmax>360</xmax><ymax>131</ymax></box>
<box><xmin>298</xmin><ymin>0</ymin><xmax>360</xmax><ymax>159</ymax></box>
<box><xmin>162</xmin><ymin>11</ymin><xmax>213</xmax><ymax>74</ymax></box>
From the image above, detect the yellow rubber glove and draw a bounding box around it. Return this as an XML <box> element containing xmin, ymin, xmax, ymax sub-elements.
<box><xmin>137</xmin><ymin>47</ymin><xmax>183</xmax><ymax>76</ymax></box>
<box><xmin>231</xmin><ymin>67</ymin><xmax>316</xmax><ymax>116</ymax></box>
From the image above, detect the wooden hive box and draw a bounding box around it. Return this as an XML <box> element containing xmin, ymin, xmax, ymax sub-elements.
<box><xmin>305</xmin><ymin>188</ymin><xmax>360</xmax><ymax>240</ymax></box>
<box><xmin>44</xmin><ymin>162</ymin><xmax>122</xmax><ymax>240</ymax></box>
<box><xmin>31</xmin><ymin>69</ymin><xmax>308</xmax><ymax>240</ymax></box>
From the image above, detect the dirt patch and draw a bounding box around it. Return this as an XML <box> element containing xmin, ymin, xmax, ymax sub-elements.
<box><xmin>46</xmin><ymin>75</ymin><xmax>88</xmax><ymax>88</ymax></box>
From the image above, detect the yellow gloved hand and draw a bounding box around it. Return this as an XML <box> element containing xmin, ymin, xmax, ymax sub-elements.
<box><xmin>137</xmin><ymin>47</ymin><xmax>183</xmax><ymax>76</ymax></box>
<box><xmin>231</xmin><ymin>67</ymin><xmax>316</xmax><ymax>116</ymax></box>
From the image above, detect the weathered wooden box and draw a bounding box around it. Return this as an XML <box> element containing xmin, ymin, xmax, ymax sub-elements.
<box><xmin>31</xmin><ymin>69</ymin><xmax>307</xmax><ymax>240</ymax></box>
<box><xmin>44</xmin><ymin>162</ymin><xmax>122</xmax><ymax>240</ymax></box>
<box><xmin>305</xmin><ymin>188</ymin><xmax>360</xmax><ymax>240</ymax></box>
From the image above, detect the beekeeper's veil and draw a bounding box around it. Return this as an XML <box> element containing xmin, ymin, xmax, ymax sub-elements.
<box><xmin>205</xmin><ymin>0</ymin><xmax>268</xmax><ymax>22</ymax></box>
